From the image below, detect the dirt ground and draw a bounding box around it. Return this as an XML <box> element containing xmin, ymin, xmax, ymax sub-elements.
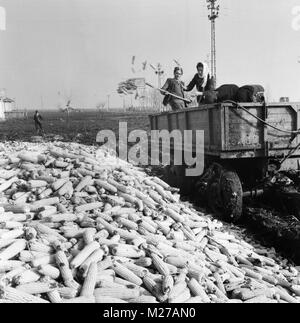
<box><xmin>0</xmin><ymin>109</ymin><xmax>151</xmax><ymax>145</ymax></box>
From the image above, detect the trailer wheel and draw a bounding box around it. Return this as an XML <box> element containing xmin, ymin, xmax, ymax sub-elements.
<box><xmin>162</xmin><ymin>165</ymin><xmax>177</xmax><ymax>187</ymax></box>
<box><xmin>219</xmin><ymin>171</ymin><xmax>243</xmax><ymax>222</ymax></box>
<box><xmin>207</xmin><ymin>181</ymin><xmax>223</xmax><ymax>215</ymax></box>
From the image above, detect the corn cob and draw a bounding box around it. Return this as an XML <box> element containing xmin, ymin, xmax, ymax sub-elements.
<box><xmin>38</xmin><ymin>188</ymin><xmax>53</xmax><ymax>199</ymax></box>
<box><xmin>94</xmin><ymin>179</ymin><xmax>118</xmax><ymax>193</ymax></box>
<box><xmin>58</xmin><ymin>286</ymin><xmax>78</xmax><ymax>299</ymax></box>
<box><xmin>151</xmin><ymin>253</ymin><xmax>170</xmax><ymax>276</ymax></box>
<box><xmin>30</xmin><ymin>197</ymin><xmax>60</xmax><ymax>211</ymax></box>
<box><xmin>0</xmin><ymin>239</ymin><xmax>27</xmax><ymax>261</ymax></box>
<box><xmin>112</xmin><ymin>262</ymin><xmax>143</xmax><ymax>286</ymax></box>
<box><xmin>14</xmin><ymin>269</ymin><xmax>41</xmax><ymax>285</ymax></box>
<box><xmin>61</xmin><ymin>296</ymin><xmax>95</xmax><ymax>303</ymax></box>
<box><xmin>124</xmin><ymin>262</ymin><xmax>149</xmax><ymax>278</ymax></box>
<box><xmin>0</xmin><ymin>177</ymin><xmax>19</xmax><ymax>194</ymax></box>
<box><xmin>187</xmin><ymin>278</ymin><xmax>211</xmax><ymax>302</ymax></box>
<box><xmin>47</xmin><ymin>289</ymin><xmax>62</xmax><ymax>303</ymax></box>
<box><xmin>97</xmin><ymin>258</ymin><xmax>113</xmax><ymax>271</ymax></box>
<box><xmin>80</xmin><ymin>262</ymin><xmax>97</xmax><ymax>297</ymax></box>
<box><xmin>94</xmin><ymin>287</ymin><xmax>140</xmax><ymax>300</ymax></box>
<box><xmin>0</xmin><ymin>260</ymin><xmax>24</xmax><ymax>273</ymax></box>
<box><xmin>0</xmin><ymin>285</ymin><xmax>49</xmax><ymax>303</ymax></box>
<box><xmin>129</xmin><ymin>295</ymin><xmax>158</xmax><ymax>303</ymax></box>
<box><xmin>0</xmin><ymin>229</ymin><xmax>24</xmax><ymax>240</ymax></box>
<box><xmin>75</xmin><ymin>202</ymin><xmax>103</xmax><ymax>213</ymax></box>
<box><xmin>169</xmin><ymin>287</ymin><xmax>191</xmax><ymax>303</ymax></box>
<box><xmin>168</xmin><ymin>281</ymin><xmax>188</xmax><ymax>300</ymax></box>
<box><xmin>162</xmin><ymin>275</ymin><xmax>174</xmax><ymax>295</ymax></box>
<box><xmin>55</xmin><ymin>250</ymin><xmax>80</xmax><ymax>289</ymax></box>
<box><xmin>94</xmin><ymin>296</ymin><xmax>128</xmax><ymax>303</ymax></box>
<box><xmin>38</xmin><ymin>264</ymin><xmax>60</xmax><ymax>279</ymax></box>
<box><xmin>0</xmin><ymin>239</ymin><xmax>16</xmax><ymax>250</ymax></box>
<box><xmin>16</xmin><ymin>281</ymin><xmax>58</xmax><ymax>294</ymax></box>
<box><xmin>111</xmin><ymin>244</ymin><xmax>145</xmax><ymax>259</ymax></box>
<box><xmin>70</xmin><ymin>241</ymin><xmax>100</xmax><ymax>269</ymax></box>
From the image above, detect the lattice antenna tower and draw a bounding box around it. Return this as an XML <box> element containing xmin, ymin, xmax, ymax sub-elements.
<box><xmin>207</xmin><ymin>0</ymin><xmax>220</xmax><ymax>86</ymax></box>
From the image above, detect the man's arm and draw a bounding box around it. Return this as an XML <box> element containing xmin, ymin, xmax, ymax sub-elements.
<box><xmin>184</xmin><ymin>75</ymin><xmax>197</xmax><ymax>92</ymax></box>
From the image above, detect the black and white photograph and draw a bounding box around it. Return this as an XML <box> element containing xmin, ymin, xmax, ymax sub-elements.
<box><xmin>0</xmin><ymin>0</ymin><xmax>300</xmax><ymax>307</ymax></box>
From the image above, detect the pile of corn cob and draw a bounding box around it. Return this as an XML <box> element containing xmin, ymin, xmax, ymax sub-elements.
<box><xmin>0</xmin><ymin>141</ymin><xmax>300</xmax><ymax>303</ymax></box>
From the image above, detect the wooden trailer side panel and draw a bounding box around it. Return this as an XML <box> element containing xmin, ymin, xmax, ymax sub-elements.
<box><xmin>150</xmin><ymin>105</ymin><xmax>223</xmax><ymax>154</ymax></box>
<box><xmin>224</xmin><ymin>103</ymin><xmax>299</xmax><ymax>152</ymax></box>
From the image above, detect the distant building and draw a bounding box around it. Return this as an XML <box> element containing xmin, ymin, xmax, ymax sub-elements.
<box><xmin>279</xmin><ymin>97</ymin><xmax>289</xmax><ymax>103</ymax></box>
<box><xmin>0</xmin><ymin>97</ymin><xmax>15</xmax><ymax>120</ymax></box>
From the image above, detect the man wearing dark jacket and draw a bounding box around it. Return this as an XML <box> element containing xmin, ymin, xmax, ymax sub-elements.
<box><xmin>161</xmin><ymin>67</ymin><xmax>186</xmax><ymax>111</ymax></box>
<box><xmin>34</xmin><ymin>110</ymin><xmax>44</xmax><ymax>135</ymax></box>
<box><xmin>185</xmin><ymin>62</ymin><xmax>214</xmax><ymax>104</ymax></box>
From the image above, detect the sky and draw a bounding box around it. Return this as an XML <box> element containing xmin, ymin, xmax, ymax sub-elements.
<box><xmin>0</xmin><ymin>0</ymin><xmax>299</xmax><ymax>109</ymax></box>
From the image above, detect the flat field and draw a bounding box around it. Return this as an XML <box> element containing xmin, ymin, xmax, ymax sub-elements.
<box><xmin>0</xmin><ymin>109</ymin><xmax>151</xmax><ymax>145</ymax></box>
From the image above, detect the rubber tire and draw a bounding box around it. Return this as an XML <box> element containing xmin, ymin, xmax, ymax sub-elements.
<box><xmin>207</xmin><ymin>181</ymin><xmax>223</xmax><ymax>215</ymax></box>
<box><xmin>219</xmin><ymin>171</ymin><xmax>243</xmax><ymax>222</ymax></box>
<box><xmin>162</xmin><ymin>165</ymin><xmax>177</xmax><ymax>188</ymax></box>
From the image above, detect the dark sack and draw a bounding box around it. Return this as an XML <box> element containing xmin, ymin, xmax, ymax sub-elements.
<box><xmin>236</xmin><ymin>85</ymin><xmax>265</xmax><ymax>103</ymax></box>
<box><xmin>216</xmin><ymin>84</ymin><xmax>239</xmax><ymax>102</ymax></box>
<box><xmin>202</xmin><ymin>90</ymin><xmax>218</xmax><ymax>104</ymax></box>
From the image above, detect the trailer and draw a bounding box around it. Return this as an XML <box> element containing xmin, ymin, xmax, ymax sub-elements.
<box><xmin>149</xmin><ymin>101</ymin><xmax>300</xmax><ymax>221</ymax></box>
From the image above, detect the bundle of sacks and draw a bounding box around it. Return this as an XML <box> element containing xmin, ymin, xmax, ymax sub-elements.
<box><xmin>202</xmin><ymin>84</ymin><xmax>265</xmax><ymax>104</ymax></box>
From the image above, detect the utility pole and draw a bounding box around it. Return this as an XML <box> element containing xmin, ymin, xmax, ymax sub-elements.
<box><xmin>150</xmin><ymin>63</ymin><xmax>164</xmax><ymax>110</ymax></box>
<box><xmin>207</xmin><ymin>0</ymin><xmax>220</xmax><ymax>86</ymax></box>
<box><xmin>107</xmin><ymin>94</ymin><xmax>110</xmax><ymax>111</ymax></box>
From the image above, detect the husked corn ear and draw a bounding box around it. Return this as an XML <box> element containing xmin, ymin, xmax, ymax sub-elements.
<box><xmin>143</xmin><ymin>275</ymin><xmax>159</xmax><ymax>295</ymax></box>
<box><xmin>55</xmin><ymin>250</ymin><xmax>80</xmax><ymax>289</ymax></box>
<box><xmin>111</xmin><ymin>244</ymin><xmax>145</xmax><ymax>259</ymax></box>
<box><xmin>112</xmin><ymin>262</ymin><xmax>143</xmax><ymax>286</ymax></box>
<box><xmin>0</xmin><ymin>229</ymin><xmax>24</xmax><ymax>240</ymax></box>
<box><xmin>0</xmin><ymin>286</ymin><xmax>49</xmax><ymax>303</ymax></box>
<box><xmin>80</xmin><ymin>262</ymin><xmax>97</xmax><ymax>297</ymax></box>
<box><xmin>61</xmin><ymin>296</ymin><xmax>95</xmax><ymax>303</ymax></box>
<box><xmin>162</xmin><ymin>275</ymin><xmax>174</xmax><ymax>294</ymax></box>
<box><xmin>151</xmin><ymin>253</ymin><xmax>170</xmax><ymax>276</ymax></box>
<box><xmin>94</xmin><ymin>296</ymin><xmax>128</xmax><ymax>303</ymax></box>
<box><xmin>117</xmin><ymin>218</ymin><xmax>138</xmax><ymax>231</ymax></box>
<box><xmin>134</xmin><ymin>257</ymin><xmax>152</xmax><ymax>268</ymax></box>
<box><xmin>1</xmin><ymin>265</ymin><xmax>29</xmax><ymax>283</ymax></box>
<box><xmin>184</xmin><ymin>296</ymin><xmax>205</xmax><ymax>303</ymax></box>
<box><xmin>38</xmin><ymin>264</ymin><xmax>60</xmax><ymax>280</ymax></box>
<box><xmin>58</xmin><ymin>286</ymin><xmax>78</xmax><ymax>299</ymax></box>
<box><xmin>28</xmin><ymin>240</ymin><xmax>54</xmax><ymax>254</ymax></box>
<box><xmin>16</xmin><ymin>281</ymin><xmax>58</xmax><ymax>294</ymax></box>
<box><xmin>47</xmin><ymin>289</ymin><xmax>62</xmax><ymax>303</ymax></box>
<box><xmin>129</xmin><ymin>295</ymin><xmax>158</xmax><ymax>303</ymax></box>
<box><xmin>97</xmin><ymin>257</ymin><xmax>113</xmax><ymax>271</ymax></box>
<box><xmin>187</xmin><ymin>278</ymin><xmax>210</xmax><ymax>302</ymax></box>
<box><xmin>31</xmin><ymin>255</ymin><xmax>56</xmax><ymax>267</ymax></box>
<box><xmin>0</xmin><ymin>239</ymin><xmax>27</xmax><ymax>261</ymax></box>
<box><xmin>83</xmin><ymin>228</ymin><xmax>96</xmax><ymax>245</ymax></box>
<box><xmin>124</xmin><ymin>262</ymin><xmax>149</xmax><ymax>278</ymax></box>
<box><xmin>80</xmin><ymin>249</ymin><xmax>104</xmax><ymax>277</ymax></box>
<box><xmin>75</xmin><ymin>202</ymin><xmax>104</xmax><ymax>213</ymax></box>
<box><xmin>70</xmin><ymin>241</ymin><xmax>100</xmax><ymax>268</ymax></box>
<box><xmin>13</xmin><ymin>269</ymin><xmax>41</xmax><ymax>285</ymax></box>
<box><xmin>169</xmin><ymin>287</ymin><xmax>191</xmax><ymax>303</ymax></box>
<box><xmin>168</xmin><ymin>281</ymin><xmax>187</xmax><ymax>300</ymax></box>
<box><xmin>165</xmin><ymin>256</ymin><xmax>188</xmax><ymax>268</ymax></box>
<box><xmin>0</xmin><ymin>260</ymin><xmax>24</xmax><ymax>273</ymax></box>
<box><xmin>24</xmin><ymin>227</ymin><xmax>37</xmax><ymax>240</ymax></box>
<box><xmin>94</xmin><ymin>287</ymin><xmax>139</xmax><ymax>300</ymax></box>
